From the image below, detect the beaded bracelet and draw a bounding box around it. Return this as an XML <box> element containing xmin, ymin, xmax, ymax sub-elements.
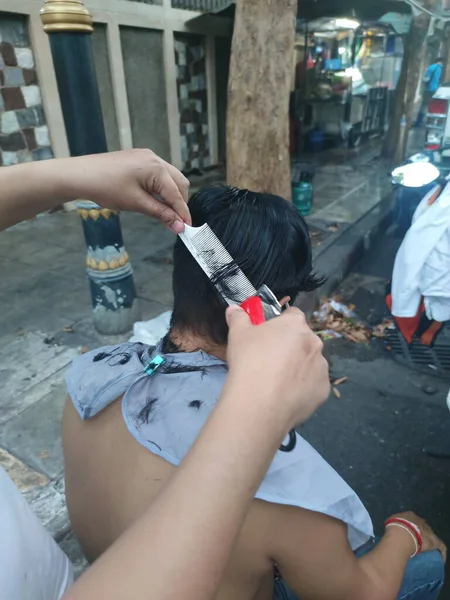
<box><xmin>385</xmin><ymin>517</ymin><xmax>423</xmax><ymax>558</ymax></box>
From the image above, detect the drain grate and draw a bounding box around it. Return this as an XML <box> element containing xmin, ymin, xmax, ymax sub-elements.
<box><xmin>385</xmin><ymin>328</ymin><xmax>450</xmax><ymax>379</ymax></box>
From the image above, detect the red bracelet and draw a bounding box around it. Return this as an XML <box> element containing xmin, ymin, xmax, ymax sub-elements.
<box><xmin>385</xmin><ymin>517</ymin><xmax>423</xmax><ymax>557</ymax></box>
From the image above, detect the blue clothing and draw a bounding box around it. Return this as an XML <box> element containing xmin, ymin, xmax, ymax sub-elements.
<box><xmin>274</xmin><ymin>538</ymin><xmax>445</xmax><ymax>600</ymax></box>
<box><xmin>425</xmin><ymin>63</ymin><xmax>443</xmax><ymax>93</ymax></box>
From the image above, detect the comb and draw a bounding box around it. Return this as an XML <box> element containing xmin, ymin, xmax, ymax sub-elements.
<box><xmin>179</xmin><ymin>224</ymin><xmax>257</xmax><ymax>306</ymax></box>
<box><xmin>179</xmin><ymin>223</ymin><xmax>297</xmax><ymax>451</ymax></box>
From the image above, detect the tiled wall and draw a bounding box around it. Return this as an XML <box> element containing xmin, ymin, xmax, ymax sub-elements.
<box><xmin>0</xmin><ymin>14</ymin><xmax>53</xmax><ymax>167</ymax></box>
<box><xmin>174</xmin><ymin>33</ymin><xmax>210</xmax><ymax>171</ymax></box>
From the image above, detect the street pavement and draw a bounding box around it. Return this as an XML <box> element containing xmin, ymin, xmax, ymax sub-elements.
<box><xmin>300</xmin><ymin>230</ymin><xmax>450</xmax><ymax>598</ymax></box>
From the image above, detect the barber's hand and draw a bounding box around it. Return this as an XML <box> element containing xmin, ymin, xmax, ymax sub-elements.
<box><xmin>65</xmin><ymin>149</ymin><xmax>191</xmax><ymax>233</ymax></box>
<box><xmin>225</xmin><ymin>306</ymin><xmax>330</xmax><ymax>428</ymax></box>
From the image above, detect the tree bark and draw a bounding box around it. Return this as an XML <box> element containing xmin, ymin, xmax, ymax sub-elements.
<box><xmin>442</xmin><ymin>23</ymin><xmax>450</xmax><ymax>82</ymax></box>
<box><xmin>383</xmin><ymin>11</ymin><xmax>431</xmax><ymax>164</ymax></box>
<box><xmin>226</xmin><ymin>0</ymin><xmax>297</xmax><ymax>199</ymax></box>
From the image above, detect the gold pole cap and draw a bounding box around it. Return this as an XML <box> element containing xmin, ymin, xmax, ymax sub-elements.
<box><xmin>40</xmin><ymin>0</ymin><xmax>93</xmax><ymax>34</ymax></box>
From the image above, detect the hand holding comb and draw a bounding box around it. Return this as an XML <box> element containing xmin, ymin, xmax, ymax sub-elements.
<box><xmin>179</xmin><ymin>224</ymin><xmax>296</xmax><ymax>453</ymax></box>
<box><xmin>179</xmin><ymin>224</ymin><xmax>283</xmax><ymax>324</ymax></box>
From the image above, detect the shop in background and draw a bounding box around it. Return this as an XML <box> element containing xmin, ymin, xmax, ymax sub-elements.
<box><xmin>290</xmin><ymin>17</ymin><xmax>404</xmax><ymax>153</ymax></box>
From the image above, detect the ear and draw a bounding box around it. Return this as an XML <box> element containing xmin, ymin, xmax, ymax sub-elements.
<box><xmin>279</xmin><ymin>296</ymin><xmax>291</xmax><ymax>307</ymax></box>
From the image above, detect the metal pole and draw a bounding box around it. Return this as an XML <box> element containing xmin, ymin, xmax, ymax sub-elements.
<box><xmin>40</xmin><ymin>0</ymin><xmax>140</xmax><ymax>335</ymax></box>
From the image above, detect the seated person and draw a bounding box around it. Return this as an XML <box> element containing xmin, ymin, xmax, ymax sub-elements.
<box><xmin>63</xmin><ymin>186</ymin><xmax>445</xmax><ymax>600</ymax></box>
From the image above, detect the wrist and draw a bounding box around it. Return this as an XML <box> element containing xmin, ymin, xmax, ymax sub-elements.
<box><xmin>46</xmin><ymin>157</ymin><xmax>85</xmax><ymax>202</ymax></box>
<box><xmin>221</xmin><ymin>375</ymin><xmax>293</xmax><ymax>440</ymax></box>
<box><xmin>384</xmin><ymin>523</ymin><xmax>418</xmax><ymax>559</ymax></box>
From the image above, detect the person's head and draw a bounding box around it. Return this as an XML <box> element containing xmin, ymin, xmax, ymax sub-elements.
<box><xmin>170</xmin><ymin>185</ymin><xmax>323</xmax><ymax>348</ymax></box>
<box><xmin>437</xmin><ymin>57</ymin><xmax>444</xmax><ymax>65</ymax></box>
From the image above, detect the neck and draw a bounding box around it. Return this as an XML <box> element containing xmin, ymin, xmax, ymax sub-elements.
<box><xmin>168</xmin><ymin>329</ymin><xmax>227</xmax><ymax>362</ymax></box>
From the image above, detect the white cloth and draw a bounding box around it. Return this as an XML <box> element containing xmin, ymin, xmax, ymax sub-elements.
<box><xmin>391</xmin><ymin>183</ymin><xmax>450</xmax><ymax>322</ymax></box>
<box><xmin>0</xmin><ymin>466</ymin><xmax>74</xmax><ymax>600</ymax></box>
<box><xmin>129</xmin><ymin>311</ymin><xmax>172</xmax><ymax>346</ymax></box>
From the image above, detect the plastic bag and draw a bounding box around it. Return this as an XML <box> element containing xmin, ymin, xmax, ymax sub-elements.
<box><xmin>129</xmin><ymin>311</ymin><xmax>172</xmax><ymax>346</ymax></box>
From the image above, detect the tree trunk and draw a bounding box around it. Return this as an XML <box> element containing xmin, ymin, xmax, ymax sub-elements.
<box><xmin>226</xmin><ymin>0</ymin><xmax>297</xmax><ymax>199</ymax></box>
<box><xmin>442</xmin><ymin>23</ymin><xmax>450</xmax><ymax>82</ymax></box>
<box><xmin>383</xmin><ymin>11</ymin><xmax>431</xmax><ymax>164</ymax></box>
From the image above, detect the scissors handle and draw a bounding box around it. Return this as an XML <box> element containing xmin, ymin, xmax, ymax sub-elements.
<box><xmin>239</xmin><ymin>292</ymin><xmax>297</xmax><ymax>454</ymax></box>
<box><xmin>240</xmin><ymin>296</ymin><xmax>266</xmax><ymax>325</ymax></box>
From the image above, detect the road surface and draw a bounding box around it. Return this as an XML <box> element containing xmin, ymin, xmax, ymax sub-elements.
<box><xmin>299</xmin><ymin>229</ymin><xmax>450</xmax><ymax>597</ymax></box>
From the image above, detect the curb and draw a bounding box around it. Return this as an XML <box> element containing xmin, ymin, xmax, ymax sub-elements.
<box><xmin>297</xmin><ymin>191</ymin><xmax>394</xmax><ymax>317</ymax></box>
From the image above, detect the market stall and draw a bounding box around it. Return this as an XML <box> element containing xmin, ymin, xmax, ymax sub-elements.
<box><xmin>292</xmin><ymin>18</ymin><xmax>404</xmax><ymax>151</ymax></box>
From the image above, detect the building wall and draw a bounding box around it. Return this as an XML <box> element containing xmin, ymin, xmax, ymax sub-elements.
<box><xmin>175</xmin><ymin>33</ymin><xmax>210</xmax><ymax>170</ymax></box>
<box><xmin>0</xmin><ymin>0</ymin><xmax>233</xmax><ymax>170</ymax></box>
<box><xmin>92</xmin><ymin>23</ymin><xmax>121</xmax><ymax>152</ymax></box>
<box><xmin>0</xmin><ymin>12</ymin><xmax>53</xmax><ymax>166</ymax></box>
<box><xmin>121</xmin><ymin>27</ymin><xmax>171</xmax><ymax>161</ymax></box>
<box><xmin>215</xmin><ymin>35</ymin><xmax>231</xmax><ymax>164</ymax></box>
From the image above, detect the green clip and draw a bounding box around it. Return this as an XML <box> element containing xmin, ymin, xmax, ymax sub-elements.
<box><xmin>144</xmin><ymin>354</ymin><xmax>165</xmax><ymax>376</ymax></box>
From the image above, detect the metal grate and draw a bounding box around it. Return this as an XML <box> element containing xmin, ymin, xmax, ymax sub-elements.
<box><xmin>385</xmin><ymin>328</ymin><xmax>450</xmax><ymax>379</ymax></box>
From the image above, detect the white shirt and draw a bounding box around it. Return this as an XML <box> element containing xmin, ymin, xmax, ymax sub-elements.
<box><xmin>0</xmin><ymin>466</ymin><xmax>73</xmax><ymax>600</ymax></box>
<box><xmin>392</xmin><ymin>182</ymin><xmax>450</xmax><ymax>322</ymax></box>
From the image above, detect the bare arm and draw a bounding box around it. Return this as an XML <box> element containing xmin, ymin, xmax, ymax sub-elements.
<box><xmin>267</xmin><ymin>502</ymin><xmax>444</xmax><ymax>600</ymax></box>
<box><xmin>63</xmin><ymin>307</ymin><xmax>330</xmax><ymax>600</ymax></box>
<box><xmin>0</xmin><ymin>150</ymin><xmax>190</xmax><ymax>233</ymax></box>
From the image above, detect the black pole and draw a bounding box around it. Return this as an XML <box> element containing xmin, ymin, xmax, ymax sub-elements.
<box><xmin>41</xmin><ymin>2</ymin><xmax>139</xmax><ymax>335</ymax></box>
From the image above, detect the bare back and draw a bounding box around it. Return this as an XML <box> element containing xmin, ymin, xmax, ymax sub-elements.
<box><xmin>63</xmin><ymin>397</ymin><xmax>275</xmax><ymax>600</ymax></box>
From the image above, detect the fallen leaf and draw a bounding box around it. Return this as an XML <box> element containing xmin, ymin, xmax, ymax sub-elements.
<box><xmin>310</xmin><ymin>296</ymin><xmax>373</xmax><ymax>344</ymax></box>
<box><xmin>62</xmin><ymin>325</ymin><xmax>74</xmax><ymax>334</ymax></box>
<box><xmin>372</xmin><ymin>331</ymin><xmax>386</xmax><ymax>339</ymax></box>
<box><xmin>386</xmin><ymin>345</ymin><xmax>392</xmax><ymax>351</ymax></box>
<box><xmin>344</xmin><ymin>332</ymin><xmax>361</xmax><ymax>343</ymax></box>
<box><xmin>333</xmin><ymin>376</ymin><xmax>348</xmax><ymax>386</ymax></box>
<box><xmin>332</xmin><ymin>387</ymin><xmax>341</xmax><ymax>399</ymax></box>
<box><xmin>40</xmin><ymin>450</ymin><xmax>49</xmax><ymax>459</ymax></box>
<box><xmin>80</xmin><ymin>346</ymin><xmax>89</xmax><ymax>354</ymax></box>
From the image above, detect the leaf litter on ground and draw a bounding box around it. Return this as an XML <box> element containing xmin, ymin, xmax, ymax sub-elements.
<box><xmin>311</xmin><ymin>296</ymin><xmax>394</xmax><ymax>344</ymax></box>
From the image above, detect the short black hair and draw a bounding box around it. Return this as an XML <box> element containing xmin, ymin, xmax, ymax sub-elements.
<box><xmin>437</xmin><ymin>57</ymin><xmax>444</xmax><ymax>63</ymax></box>
<box><xmin>170</xmin><ymin>185</ymin><xmax>323</xmax><ymax>346</ymax></box>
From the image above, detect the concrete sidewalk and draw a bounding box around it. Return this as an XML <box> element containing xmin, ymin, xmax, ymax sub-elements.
<box><xmin>0</xmin><ymin>147</ymin><xmax>393</xmax><ymax>572</ymax></box>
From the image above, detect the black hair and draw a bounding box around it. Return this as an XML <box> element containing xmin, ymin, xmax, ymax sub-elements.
<box><xmin>170</xmin><ymin>185</ymin><xmax>323</xmax><ymax>346</ymax></box>
<box><xmin>437</xmin><ymin>57</ymin><xmax>444</xmax><ymax>63</ymax></box>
